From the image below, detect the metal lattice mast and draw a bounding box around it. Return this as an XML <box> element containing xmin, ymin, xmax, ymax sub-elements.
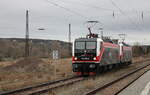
<box><xmin>118</xmin><ymin>34</ymin><xmax>126</xmax><ymax>42</ymax></box>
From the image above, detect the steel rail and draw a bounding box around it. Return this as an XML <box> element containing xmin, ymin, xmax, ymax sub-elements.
<box><xmin>84</xmin><ymin>63</ymin><xmax>150</xmax><ymax>95</ymax></box>
<box><xmin>0</xmin><ymin>76</ymin><xmax>82</xmax><ymax>95</ymax></box>
<box><xmin>27</xmin><ymin>77</ymin><xmax>84</xmax><ymax>95</ymax></box>
<box><xmin>1</xmin><ymin>59</ymin><xmax>150</xmax><ymax>95</ymax></box>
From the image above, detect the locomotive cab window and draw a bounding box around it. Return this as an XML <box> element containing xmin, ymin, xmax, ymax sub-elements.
<box><xmin>86</xmin><ymin>42</ymin><xmax>96</xmax><ymax>49</ymax></box>
<box><xmin>75</xmin><ymin>42</ymin><xmax>85</xmax><ymax>49</ymax></box>
<box><xmin>75</xmin><ymin>41</ymin><xmax>96</xmax><ymax>50</ymax></box>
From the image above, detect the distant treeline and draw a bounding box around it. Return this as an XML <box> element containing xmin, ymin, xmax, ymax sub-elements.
<box><xmin>0</xmin><ymin>38</ymin><xmax>150</xmax><ymax>61</ymax></box>
<box><xmin>132</xmin><ymin>45</ymin><xmax>150</xmax><ymax>57</ymax></box>
<box><xmin>0</xmin><ymin>38</ymin><xmax>71</xmax><ymax>61</ymax></box>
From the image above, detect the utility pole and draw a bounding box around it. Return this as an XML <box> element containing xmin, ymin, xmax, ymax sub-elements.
<box><xmin>69</xmin><ymin>24</ymin><xmax>71</xmax><ymax>43</ymax></box>
<box><xmin>141</xmin><ymin>11</ymin><xmax>144</xmax><ymax>20</ymax></box>
<box><xmin>25</xmin><ymin>10</ymin><xmax>30</xmax><ymax>57</ymax></box>
<box><xmin>68</xmin><ymin>23</ymin><xmax>71</xmax><ymax>56</ymax></box>
<box><xmin>113</xmin><ymin>11</ymin><xmax>115</xmax><ymax>18</ymax></box>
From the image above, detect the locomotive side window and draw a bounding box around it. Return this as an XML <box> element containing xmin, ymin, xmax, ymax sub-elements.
<box><xmin>75</xmin><ymin>42</ymin><xmax>85</xmax><ymax>49</ymax></box>
<box><xmin>86</xmin><ymin>42</ymin><xmax>96</xmax><ymax>49</ymax></box>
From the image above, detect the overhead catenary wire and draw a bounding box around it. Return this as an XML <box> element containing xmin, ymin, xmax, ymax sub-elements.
<box><xmin>109</xmin><ymin>0</ymin><xmax>143</xmax><ymax>31</ymax></box>
<box><xmin>53</xmin><ymin>0</ymin><xmax>115</xmax><ymax>12</ymax></box>
<box><xmin>45</xmin><ymin>0</ymin><xmax>103</xmax><ymax>25</ymax></box>
<box><xmin>45</xmin><ymin>0</ymin><xmax>147</xmax><ymax>33</ymax></box>
<box><xmin>46</xmin><ymin>0</ymin><xmax>148</xmax><ymax>24</ymax></box>
<box><xmin>47</xmin><ymin>0</ymin><xmax>146</xmax><ymax>27</ymax></box>
<box><xmin>48</xmin><ymin>0</ymin><xmax>150</xmax><ymax>14</ymax></box>
<box><xmin>59</xmin><ymin>0</ymin><xmax>150</xmax><ymax>22</ymax></box>
<box><xmin>46</xmin><ymin>0</ymin><xmax>89</xmax><ymax>20</ymax></box>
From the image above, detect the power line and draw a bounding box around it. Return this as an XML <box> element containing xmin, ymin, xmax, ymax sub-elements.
<box><xmin>46</xmin><ymin>0</ymin><xmax>147</xmax><ymax>32</ymax></box>
<box><xmin>55</xmin><ymin>0</ymin><xmax>115</xmax><ymax>11</ymax></box>
<box><xmin>109</xmin><ymin>0</ymin><xmax>143</xmax><ymax>30</ymax></box>
<box><xmin>46</xmin><ymin>0</ymin><xmax>103</xmax><ymax>25</ymax></box>
<box><xmin>48</xmin><ymin>0</ymin><xmax>150</xmax><ymax>14</ymax></box>
<box><xmin>46</xmin><ymin>0</ymin><xmax>89</xmax><ymax>20</ymax></box>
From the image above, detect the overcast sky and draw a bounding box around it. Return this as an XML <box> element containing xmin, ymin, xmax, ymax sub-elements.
<box><xmin>0</xmin><ymin>0</ymin><xmax>150</xmax><ymax>45</ymax></box>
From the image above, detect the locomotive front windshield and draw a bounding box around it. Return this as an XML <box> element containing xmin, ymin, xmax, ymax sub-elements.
<box><xmin>75</xmin><ymin>42</ymin><xmax>85</xmax><ymax>49</ymax></box>
<box><xmin>75</xmin><ymin>41</ymin><xmax>97</xmax><ymax>60</ymax></box>
<box><xmin>75</xmin><ymin>41</ymin><xmax>96</xmax><ymax>49</ymax></box>
<box><xmin>86</xmin><ymin>42</ymin><xmax>96</xmax><ymax>49</ymax></box>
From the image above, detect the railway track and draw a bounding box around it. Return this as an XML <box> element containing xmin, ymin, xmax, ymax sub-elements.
<box><xmin>0</xmin><ymin>76</ymin><xmax>84</xmax><ymax>95</ymax></box>
<box><xmin>0</xmin><ymin>59</ymin><xmax>150</xmax><ymax>95</ymax></box>
<box><xmin>84</xmin><ymin>63</ymin><xmax>150</xmax><ymax>95</ymax></box>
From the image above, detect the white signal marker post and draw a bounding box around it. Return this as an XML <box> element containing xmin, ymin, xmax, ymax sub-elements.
<box><xmin>52</xmin><ymin>50</ymin><xmax>59</xmax><ymax>79</ymax></box>
<box><xmin>53</xmin><ymin>50</ymin><xmax>59</xmax><ymax>60</ymax></box>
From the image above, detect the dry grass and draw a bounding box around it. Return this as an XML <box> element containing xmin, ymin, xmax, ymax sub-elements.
<box><xmin>0</xmin><ymin>62</ymin><xmax>15</xmax><ymax>67</ymax></box>
<box><xmin>132</xmin><ymin>55</ymin><xmax>150</xmax><ymax>63</ymax></box>
<box><xmin>0</xmin><ymin>55</ymin><xmax>149</xmax><ymax>92</ymax></box>
<box><xmin>47</xmin><ymin>90</ymin><xmax>56</xmax><ymax>95</ymax></box>
<box><xmin>0</xmin><ymin>57</ymin><xmax>73</xmax><ymax>92</ymax></box>
<box><xmin>42</xmin><ymin>58</ymin><xmax>73</xmax><ymax>79</ymax></box>
<box><xmin>0</xmin><ymin>71</ymin><xmax>54</xmax><ymax>91</ymax></box>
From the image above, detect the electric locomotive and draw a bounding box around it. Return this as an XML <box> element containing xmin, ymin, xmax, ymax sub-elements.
<box><xmin>72</xmin><ymin>28</ymin><xmax>132</xmax><ymax>75</ymax></box>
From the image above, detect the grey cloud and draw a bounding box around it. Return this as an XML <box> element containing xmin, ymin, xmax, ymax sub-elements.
<box><xmin>0</xmin><ymin>0</ymin><xmax>150</xmax><ymax>44</ymax></box>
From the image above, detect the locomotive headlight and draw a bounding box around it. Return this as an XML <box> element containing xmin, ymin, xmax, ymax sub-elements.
<box><xmin>74</xmin><ymin>57</ymin><xmax>77</xmax><ymax>60</ymax></box>
<box><xmin>93</xmin><ymin>57</ymin><xmax>96</xmax><ymax>60</ymax></box>
<box><xmin>89</xmin><ymin>64</ymin><xmax>96</xmax><ymax>68</ymax></box>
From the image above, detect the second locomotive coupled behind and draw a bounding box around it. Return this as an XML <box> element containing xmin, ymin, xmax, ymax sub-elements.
<box><xmin>72</xmin><ymin>36</ymin><xmax>132</xmax><ymax>76</ymax></box>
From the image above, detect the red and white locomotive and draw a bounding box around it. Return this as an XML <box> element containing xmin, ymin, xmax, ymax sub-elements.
<box><xmin>72</xmin><ymin>28</ymin><xmax>132</xmax><ymax>75</ymax></box>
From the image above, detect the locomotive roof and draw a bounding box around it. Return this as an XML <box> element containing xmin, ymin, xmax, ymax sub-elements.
<box><xmin>75</xmin><ymin>38</ymin><xmax>118</xmax><ymax>46</ymax></box>
<box><xmin>75</xmin><ymin>38</ymin><xmax>98</xmax><ymax>41</ymax></box>
<box><xmin>75</xmin><ymin>37</ymin><xmax>115</xmax><ymax>43</ymax></box>
<box><xmin>75</xmin><ymin>38</ymin><xmax>131</xmax><ymax>48</ymax></box>
<box><xmin>122</xmin><ymin>42</ymin><xmax>131</xmax><ymax>47</ymax></box>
